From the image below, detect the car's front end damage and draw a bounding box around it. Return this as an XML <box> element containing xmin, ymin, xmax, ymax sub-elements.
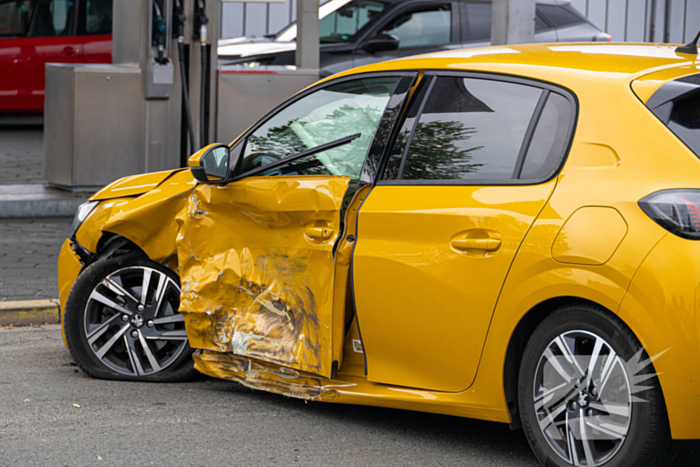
<box><xmin>57</xmin><ymin>168</ymin><xmax>197</xmax><ymax>347</ymax></box>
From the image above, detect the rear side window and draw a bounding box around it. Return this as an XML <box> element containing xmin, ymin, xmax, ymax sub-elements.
<box><xmin>463</xmin><ymin>2</ymin><xmax>490</xmax><ymax>42</ymax></box>
<box><xmin>644</xmin><ymin>73</ymin><xmax>700</xmax><ymax>159</ymax></box>
<box><xmin>382</xmin><ymin>74</ymin><xmax>576</xmax><ymax>184</ymax></box>
<box><xmin>82</xmin><ymin>0</ymin><xmax>112</xmax><ymax>35</ymax></box>
<box><xmin>538</xmin><ymin>5</ymin><xmax>585</xmax><ymax>28</ymax></box>
<box><xmin>0</xmin><ymin>0</ymin><xmax>32</xmax><ymax>35</ymax></box>
<box><xmin>520</xmin><ymin>93</ymin><xmax>573</xmax><ymax>180</ymax></box>
<box><xmin>400</xmin><ymin>77</ymin><xmax>541</xmax><ymax>180</ymax></box>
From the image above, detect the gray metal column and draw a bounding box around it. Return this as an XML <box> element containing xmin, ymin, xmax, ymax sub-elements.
<box><xmin>491</xmin><ymin>0</ymin><xmax>535</xmax><ymax>46</ymax></box>
<box><xmin>295</xmin><ymin>0</ymin><xmax>319</xmax><ymax>69</ymax></box>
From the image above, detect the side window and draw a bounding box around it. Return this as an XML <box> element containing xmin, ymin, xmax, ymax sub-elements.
<box><xmin>319</xmin><ymin>1</ymin><xmax>384</xmax><ymax>44</ymax></box>
<box><xmin>537</xmin><ymin>5</ymin><xmax>585</xmax><ymax>29</ymax></box>
<box><xmin>0</xmin><ymin>0</ymin><xmax>32</xmax><ymax>35</ymax></box>
<box><xmin>519</xmin><ymin>93</ymin><xmax>573</xmax><ymax>180</ymax></box>
<box><xmin>82</xmin><ymin>0</ymin><xmax>112</xmax><ymax>35</ymax></box>
<box><xmin>238</xmin><ymin>76</ymin><xmax>402</xmax><ymax>179</ymax></box>
<box><xmin>400</xmin><ymin>76</ymin><xmax>542</xmax><ymax>181</ymax></box>
<box><xmin>535</xmin><ymin>12</ymin><xmax>551</xmax><ymax>32</ymax></box>
<box><xmin>463</xmin><ymin>2</ymin><xmax>490</xmax><ymax>42</ymax></box>
<box><xmin>380</xmin><ymin>6</ymin><xmax>451</xmax><ymax>49</ymax></box>
<box><xmin>28</xmin><ymin>0</ymin><xmax>75</xmax><ymax>37</ymax></box>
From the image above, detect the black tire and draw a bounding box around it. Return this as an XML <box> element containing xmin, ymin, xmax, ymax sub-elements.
<box><xmin>65</xmin><ymin>253</ymin><xmax>197</xmax><ymax>382</ymax></box>
<box><xmin>518</xmin><ymin>303</ymin><xmax>679</xmax><ymax>467</ymax></box>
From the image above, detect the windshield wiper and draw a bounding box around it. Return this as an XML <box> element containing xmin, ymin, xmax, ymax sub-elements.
<box><xmin>238</xmin><ymin>133</ymin><xmax>361</xmax><ymax>180</ymax></box>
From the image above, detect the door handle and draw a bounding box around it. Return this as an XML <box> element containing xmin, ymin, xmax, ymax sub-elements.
<box><xmin>451</xmin><ymin>238</ymin><xmax>501</xmax><ymax>252</ymax></box>
<box><xmin>305</xmin><ymin>225</ymin><xmax>334</xmax><ymax>240</ymax></box>
<box><xmin>62</xmin><ymin>46</ymin><xmax>79</xmax><ymax>55</ymax></box>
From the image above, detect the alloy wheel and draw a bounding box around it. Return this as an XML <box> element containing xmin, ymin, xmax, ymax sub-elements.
<box><xmin>83</xmin><ymin>266</ymin><xmax>187</xmax><ymax>377</ymax></box>
<box><xmin>533</xmin><ymin>330</ymin><xmax>632</xmax><ymax>466</ymax></box>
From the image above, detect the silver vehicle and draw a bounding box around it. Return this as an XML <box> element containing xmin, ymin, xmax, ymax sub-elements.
<box><xmin>218</xmin><ymin>0</ymin><xmax>610</xmax><ymax>78</ymax></box>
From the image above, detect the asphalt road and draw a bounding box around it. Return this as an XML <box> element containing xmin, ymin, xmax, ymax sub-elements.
<box><xmin>1</xmin><ymin>326</ymin><xmax>698</xmax><ymax>467</ymax></box>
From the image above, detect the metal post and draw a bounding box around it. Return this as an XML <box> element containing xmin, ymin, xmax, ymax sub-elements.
<box><xmin>491</xmin><ymin>0</ymin><xmax>535</xmax><ymax>46</ymax></box>
<box><xmin>295</xmin><ymin>0</ymin><xmax>319</xmax><ymax>69</ymax></box>
<box><xmin>664</xmin><ymin>0</ymin><xmax>672</xmax><ymax>43</ymax></box>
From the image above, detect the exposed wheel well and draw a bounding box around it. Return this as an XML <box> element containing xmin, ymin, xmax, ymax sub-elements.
<box><xmin>96</xmin><ymin>233</ymin><xmax>145</xmax><ymax>260</ymax></box>
<box><xmin>502</xmin><ymin>296</ymin><xmax>608</xmax><ymax>430</ymax></box>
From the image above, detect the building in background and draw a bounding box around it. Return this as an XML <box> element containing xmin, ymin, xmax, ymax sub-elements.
<box><xmin>221</xmin><ymin>0</ymin><xmax>700</xmax><ymax>44</ymax></box>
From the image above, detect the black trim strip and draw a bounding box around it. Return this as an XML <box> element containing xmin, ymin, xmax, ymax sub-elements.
<box><xmin>513</xmin><ymin>89</ymin><xmax>550</xmax><ymax>179</ymax></box>
<box><xmin>397</xmin><ymin>76</ymin><xmax>436</xmax><ymax>180</ymax></box>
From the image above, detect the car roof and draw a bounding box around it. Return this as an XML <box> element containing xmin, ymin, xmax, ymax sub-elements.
<box><xmin>336</xmin><ymin>43</ymin><xmax>699</xmax><ymax>89</ymax></box>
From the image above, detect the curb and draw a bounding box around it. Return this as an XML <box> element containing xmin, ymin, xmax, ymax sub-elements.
<box><xmin>0</xmin><ymin>300</ymin><xmax>60</xmax><ymax>326</ymax></box>
<box><xmin>0</xmin><ymin>184</ymin><xmax>88</xmax><ymax>218</ymax></box>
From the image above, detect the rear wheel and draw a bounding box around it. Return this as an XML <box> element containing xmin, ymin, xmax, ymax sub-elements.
<box><xmin>518</xmin><ymin>304</ymin><xmax>678</xmax><ymax>467</ymax></box>
<box><xmin>65</xmin><ymin>253</ymin><xmax>196</xmax><ymax>382</ymax></box>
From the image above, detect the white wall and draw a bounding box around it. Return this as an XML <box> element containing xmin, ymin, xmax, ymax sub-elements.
<box><xmin>221</xmin><ymin>0</ymin><xmax>700</xmax><ymax>44</ymax></box>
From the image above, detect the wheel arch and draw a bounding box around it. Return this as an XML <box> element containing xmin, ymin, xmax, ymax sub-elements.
<box><xmin>502</xmin><ymin>296</ymin><xmax>622</xmax><ymax>430</ymax></box>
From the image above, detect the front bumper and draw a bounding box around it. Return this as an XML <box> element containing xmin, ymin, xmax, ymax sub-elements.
<box><xmin>57</xmin><ymin>239</ymin><xmax>85</xmax><ymax>348</ymax></box>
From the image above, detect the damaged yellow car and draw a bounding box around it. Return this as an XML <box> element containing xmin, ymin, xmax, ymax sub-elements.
<box><xmin>58</xmin><ymin>43</ymin><xmax>700</xmax><ymax>467</ymax></box>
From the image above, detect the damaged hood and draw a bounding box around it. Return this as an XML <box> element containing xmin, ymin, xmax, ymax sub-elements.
<box><xmin>89</xmin><ymin>169</ymin><xmax>188</xmax><ymax>201</ymax></box>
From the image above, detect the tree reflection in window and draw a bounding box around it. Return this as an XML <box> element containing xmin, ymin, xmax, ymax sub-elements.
<box><xmin>401</xmin><ymin>77</ymin><xmax>542</xmax><ymax>181</ymax></box>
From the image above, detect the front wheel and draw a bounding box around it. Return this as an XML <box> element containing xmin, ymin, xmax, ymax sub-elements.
<box><xmin>64</xmin><ymin>253</ymin><xmax>197</xmax><ymax>382</ymax></box>
<box><xmin>518</xmin><ymin>304</ymin><xmax>678</xmax><ymax>467</ymax></box>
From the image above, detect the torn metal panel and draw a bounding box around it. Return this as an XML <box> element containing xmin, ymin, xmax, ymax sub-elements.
<box><xmin>102</xmin><ymin>170</ymin><xmax>197</xmax><ymax>262</ymax></box>
<box><xmin>89</xmin><ymin>169</ymin><xmax>188</xmax><ymax>201</ymax></box>
<box><xmin>177</xmin><ymin>176</ymin><xmax>350</xmax><ymax>378</ymax></box>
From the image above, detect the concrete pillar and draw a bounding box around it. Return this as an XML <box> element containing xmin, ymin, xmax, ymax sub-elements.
<box><xmin>295</xmin><ymin>0</ymin><xmax>319</xmax><ymax>69</ymax></box>
<box><xmin>491</xmin><ymin>0</ymin><xmax>535</xmax><ymax>46</ymax></box>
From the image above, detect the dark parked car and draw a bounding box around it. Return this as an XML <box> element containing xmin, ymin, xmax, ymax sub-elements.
<box><xmin>218</xmin><ymin>0</ymin><xmax>610</xmax><ymax>77</ymax></box>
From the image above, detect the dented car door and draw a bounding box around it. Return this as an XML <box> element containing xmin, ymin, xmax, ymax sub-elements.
<box><xmin>176</xmin><ymin>73</ymin><xmax>416</xmax><ymax>378</ymax></box>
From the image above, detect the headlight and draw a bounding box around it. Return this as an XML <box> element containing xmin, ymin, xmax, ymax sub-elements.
<box><xmin>71</xmin><ymin>200</ymin><xmax>99</xmax><ymax>236</ymax></box>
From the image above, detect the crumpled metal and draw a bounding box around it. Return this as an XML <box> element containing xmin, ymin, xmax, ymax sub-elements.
<box><xmin>176</xmin><ymin>176</ymin><xmax>350</xmax><ymax>378</ymax></box>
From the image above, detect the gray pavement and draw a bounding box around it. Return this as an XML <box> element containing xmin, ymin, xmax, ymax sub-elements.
<box><xmin>0</xmin><ymin>126</ymin><xmax>44</xmax><ymax>185</ymax></box>
<box><xmin>1</xmin><ymin>325</ymin><xmax>698</xmax><ymax>467</ymax></box>
<box><xmin>0</xmin><ymin>217</ymin><xmax>71</xmax><ymax>302</ymax></box>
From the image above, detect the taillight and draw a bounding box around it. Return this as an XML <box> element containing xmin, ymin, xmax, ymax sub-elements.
<box><xmin>640</xmin><ymin>190</ymin><xmax>700</xmax><ymax>239</ymax></box>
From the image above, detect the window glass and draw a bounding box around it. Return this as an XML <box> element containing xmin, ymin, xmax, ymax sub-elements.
<box><xmin>240</xmin><ymin>77</ymin><xmax>401</xmax><ymax>179</ymax></box>
<box><xmin>29</xmin><ymin>0</ymin><xmax>74</xmax><ymax>37</ymax></box>
<box><xmin>464</xmin><ymin>2</ymin><xmax>490</xmax><ymax>42</ymax></box>
<box><xmin>538</xmin><ymin>5</ymin><xmax>585</xmax><ymax>28</ymax></box>
<box><xmin>520</xmin><ymin>93</ymin><xmax>572</xmax><ymax>180</ymax></box>
<box><xmin>381</xmin><ymin>7</ymin><xmax>451</xmax><ymax>48</ymax></box>
<box><xmin>666</xmin><ymin>91</ymin><xmax>700</xmax><ymax>158</ymax></box>
<box><xmin>0</xmin><ymin>0</ymin><xmax>32</xmax><ymax>35</ymax></box>
<box><xmin>535</xmin><ymin>12</ymin><xmax>550</xmax><ymax>32</ymax></box>
<box><xmin>401</xmin><ymin>77</ymin><xmax>542</xmax><ymax>181</ymax></box>
<box><xmin>319</xmin><ymin>1</ymin><xmax>384</xmax><ymax>44</ymax></box>
<box><xmin>84</xmin><ymin>0</ymin><xmax>112</xmax><ymax>35</ymax></box>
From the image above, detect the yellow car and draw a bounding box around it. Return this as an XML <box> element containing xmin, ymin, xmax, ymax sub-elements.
<box><xmin>58</xmin><ymin>42</ymin><xmax>700</xmax><ymax>466</ymax></box>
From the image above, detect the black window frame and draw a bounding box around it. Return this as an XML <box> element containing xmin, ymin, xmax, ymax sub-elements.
<box><xmin>377</xmin><ymin>70</ymin><xmax>579</xmax><ymax>186</ymax></box>
<box><xmin>226</xmin><ymin>70</ymin><xmax>419</xmax><ymax>184</ymax></box>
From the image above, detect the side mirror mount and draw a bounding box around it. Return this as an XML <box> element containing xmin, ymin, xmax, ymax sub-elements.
<box><xmin>188</xmin><ymin>143</ymin><xmax>232</xmax><ymax>183</ymax></box>
<box><xmin>363</xmin><ymin>33</ymin><xmax>400</xmax><ymax>53</ymax></box>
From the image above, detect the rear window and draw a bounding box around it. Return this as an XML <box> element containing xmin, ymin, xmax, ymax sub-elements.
<box><xmin>645</xmin><ymin>73</ymin><xmax>700</xmax><ymax>158</ymax></box>
<box><xmin>538</xmin><ymin>5</ymin><xmax>586</xmax><ymax>28</ymax></box>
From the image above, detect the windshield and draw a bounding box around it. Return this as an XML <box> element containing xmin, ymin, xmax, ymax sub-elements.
<box><xmin>275</xmin><ymin>0</ymin><xmax>385</xmax><ymax>44</ymax></box>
